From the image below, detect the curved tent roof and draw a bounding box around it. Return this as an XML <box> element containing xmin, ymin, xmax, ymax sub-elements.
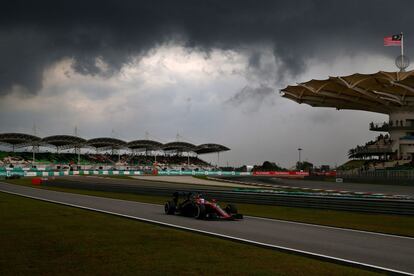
<box><xmin>86</xmin><ymin>137</ymin><xmax>127</xmax><ymax>150</ymax></box>
<box><xmin>194</xmin><ymin>143</ymin><xmax>230</xmax><ymax>154</ymax></box>
<box><xmin>0</xmin><ymin>132</ymin><xmax>229</xmax><ymax>154</ymax></box>
<box><xmin>127</xmin><ymin>140</ymin><xmax>163</xmax><ymax>150</ymax></box>
<box><xmin>162</xmin><ymin>141</ymin><xmax>196</xmax><ymax>152</ymax></box>
<box><xmin>0</xmin><ymin>133</ymin><xmax>41</xmax><ymax>147</ymax></box>
<box><xmin>281</xmin><ymin>70</ymin><xmax>414</xmax><ymax>114</ymax></box>
<box><xmin>42</xmin><ymin>135</ymin><xmax>86</xmax><ymax>149</ymax></box>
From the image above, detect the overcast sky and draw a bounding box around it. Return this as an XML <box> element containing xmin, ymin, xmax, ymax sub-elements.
<box><xmin>0</xmin><ymin>0</ymin><xmax>413</xmax><ymax>167</ymax></box>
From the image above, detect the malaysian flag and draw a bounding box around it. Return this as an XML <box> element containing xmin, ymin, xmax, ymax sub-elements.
<box><xmin>384</xmin><ymin>34</ymin><xmax>402</xmax><ymax>46</ymax></box>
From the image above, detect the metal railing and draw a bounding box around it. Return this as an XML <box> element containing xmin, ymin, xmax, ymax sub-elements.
<box><xmin>370</xmin><ymin>122</ymin><xmax>414</xmax><ymax>131</ymax></box>
<box><xmin>338</xmin><ymin>169</ymin><xmax>414</xmax><ymax>179</ymax></box>
<box><xmin>338</xmin><ymin>170</ymin><xmax>414</xmax><ymax>186</ymax></box>
<box><xmin>350</xmin><ymin>147</ymin><xmax>393</xmax><ymax>155</ymax></box>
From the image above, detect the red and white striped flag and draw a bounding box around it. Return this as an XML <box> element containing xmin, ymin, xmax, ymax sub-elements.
<box><xmin>384</xmin><ymin>34</ymin><xmax>402</xmax><ymax>46</ymax></box>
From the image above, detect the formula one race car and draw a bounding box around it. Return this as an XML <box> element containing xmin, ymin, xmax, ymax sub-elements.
<box><xmin>164</xmin><ymin>192</ymin><xmax>243</xmax><ymax>220</ymax></box>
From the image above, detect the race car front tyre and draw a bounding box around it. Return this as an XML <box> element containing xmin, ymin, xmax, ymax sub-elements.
<box><xmin>165</xmin><ymin>201</ymin><xmax>176</xmax><ymax>215</ymax></box>
<box><xmin>225</xmin><ymin>204</ymin><xmax>238</xmax><ymax>214</ymax></box>
<box><xmin>207</xmin><ymin>213</ymin><xmax>218</xmax><ymax>220</ymax></box>
<box><xmin>194</xmin><ymin>204</ymin><xmax>206</xmax><ymax>219</ymax></box>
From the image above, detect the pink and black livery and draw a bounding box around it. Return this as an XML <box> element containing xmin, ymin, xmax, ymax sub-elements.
<box><xmin>164</xmin><ymin>192</ymin><xmax>243</xmax><ymax>220</ymax></box>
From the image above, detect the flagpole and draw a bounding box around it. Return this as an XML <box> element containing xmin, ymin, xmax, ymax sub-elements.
<box><xmin>401</xmin><ymin>32</ymin><xmax>404</xmax><ymax>71</ymax></box>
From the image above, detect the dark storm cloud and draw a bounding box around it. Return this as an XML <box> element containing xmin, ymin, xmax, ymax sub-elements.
<box><xmin>226</xmin><ymin>85</ymin><xmax>275</xmax><ymax>112</ymax></box>
<box><xmin>0</xmin><ymin>0</ymin><xmax>413</xmax><ymax>95</ymax></box>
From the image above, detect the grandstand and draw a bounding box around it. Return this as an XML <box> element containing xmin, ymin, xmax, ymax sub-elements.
<box><xmin>0</xmin><ymin>133</ymin><xmax>229</xmax><ymax>171</ymax></box>
<box><xmin>348</xmin><ymin>134</ymin><xmax>393</xmax><ymax>160</ymax></box>
<box><xmin>281</xmin><ymin>70</ymin><xmax>414</xmax><ymax>170</ymax></box>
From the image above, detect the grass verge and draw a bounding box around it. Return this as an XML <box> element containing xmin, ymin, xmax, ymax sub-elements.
<box><xmin>3</xmin><ymin>177</ymin><xmax>166</xmax><ymax>205</ymax></box>
<box><xmin>3</xmin><ymin>177</ymin><xmax>414</xmax><ymax>237</ymax></box>
<box><xmin>0</xmin><ymin>192</ymin><xmax>380</xmax><ymax>275</ymax></box>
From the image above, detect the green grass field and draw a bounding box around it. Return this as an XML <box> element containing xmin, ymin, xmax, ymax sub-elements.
<box><xmin>0</xmin><ymin>192</ymin><xmax>381</xmax><ymax>275</ymax></box>
<box><xmin>3</xmin><ymin>177</ymin><xmax>414</xmax><ymax>237</ymax></box>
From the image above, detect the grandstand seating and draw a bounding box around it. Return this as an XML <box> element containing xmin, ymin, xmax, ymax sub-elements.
<box><xmin>344</xmin><ymin>133</ymin><xmax>414</xmax><ymax>171</ymax></box>
<box><xmin>0</xmin><ymin>151</ymin><xmax>214</xmax><ymax>170</ymax></box>
<box><xmin>348</xmin><ymin>134</ymin><xmax>394</xmax><ymax>159</ymax></box>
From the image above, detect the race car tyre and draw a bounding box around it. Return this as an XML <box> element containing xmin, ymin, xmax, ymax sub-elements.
<box><xmin>208</xmin><ymin>213</ymin><xmax>218</xmax><ymax>220</ymax></box>
<box><xmin>225</xmin><ymin>204</ymin><xmax>238</xmax><ymax>214</ymax></box>
<box><xmin>165</xmin><ymin>201</ymin><xmax>176</xmax><ymax>215</ymax></box>
<box><xmin>194</xmin><ymin>204</ymin><xmax>206</xmax><ymax>219</ymax></box>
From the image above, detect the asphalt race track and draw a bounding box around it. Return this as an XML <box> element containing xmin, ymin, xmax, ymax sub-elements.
<box><xmin>222</xmin><ymin>176</ymin><xmax>414</xmax><ymax>196</ymax></box>
<box><xmin>37</xmin><ymin>176</ymin><xmax>414</xmax><ymax>215</ymax></box>
<box><xmin>1</xmin><ymin>182</ymin><xmax>413</xmax><ymax>275</ymax></box>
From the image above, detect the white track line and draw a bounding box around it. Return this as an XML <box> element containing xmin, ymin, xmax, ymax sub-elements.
<box><xmin>141</xmin><ymin>202</ymin><xmax>414</xmax><ymax>240</ymax></box>
<box><xmin>244</xmin><ymin>215</ymin><xmax>414</xmax><ymax>240</ymax></box>
<box><xmin>0</xmin><ymin>189</ymin><xmax>412</xmax><ymax>276</ymax></box>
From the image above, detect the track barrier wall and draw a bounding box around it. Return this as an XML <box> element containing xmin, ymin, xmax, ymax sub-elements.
<box><xmin>156</xmin><ymin>170</ymin><xmax>251</xmax><ymax>176</ymax></box>
<box><xmin>0</xmin><ymin>168</ymin><xmax>311</xmax><ymax>178</ymax></box>
<box><xmin>0</xmin><ymin>168</ymin><xmax>252</xmax><ymax>177</ymax></box>
<box><xmin>0</xmin><ymin>169</ymin><xmax>143</xmax><ymax>177</ymax></box>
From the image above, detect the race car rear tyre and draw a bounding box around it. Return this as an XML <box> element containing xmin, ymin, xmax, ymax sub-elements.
<box><xmin>225</xmin><ymin>204</ymin><xmax>238</xmax><ymax>214</ymax></box>
<box><xmin>194</xmin><ymin>204</ymin><xmax>206</xmax><ymax>219</ymax></box>
<box><xmin>165</xmin><ymin>201</ymin><xmax>176</xmax><ymax>215</ymax></box>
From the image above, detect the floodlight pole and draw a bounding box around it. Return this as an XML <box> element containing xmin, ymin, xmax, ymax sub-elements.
<box><xmin>298</xmin><ymin>148</ymin><xmax>302</xmax><ymax>163</ymax></box>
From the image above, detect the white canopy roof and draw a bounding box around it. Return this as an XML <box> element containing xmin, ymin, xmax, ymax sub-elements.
<box><xmin>281</xmin><ymin>70</ymin><xmax>414</xmax><ymax>114</ymax></box>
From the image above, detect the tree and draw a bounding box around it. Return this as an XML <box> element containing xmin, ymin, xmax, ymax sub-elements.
<box><xmin>251</xmin><ymin>161</ymin><xmax>287</xmax><ymax>171</ymax></box>
<box><xmin>296</xmin><ymin>161</ymin><xmax>313</xmax><ymax>171</ymax></box>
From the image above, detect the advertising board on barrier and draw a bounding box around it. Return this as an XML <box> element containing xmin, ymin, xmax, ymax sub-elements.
<box><xmin>0</xmin><ymin>169</ymin><xmax>143</xmax><ymax>177</ymax></box>
<box><xmin>253</xmin><ymin>171</ymin><xmax>309</xmax><ymax>177</ymax></box>
<box><xmin>0</xmin><ymin>170</ymin><xmax>26</xmax><ymax>177</ymax></box>
<box><xmin>312</xmin><ymin>171</ymin><xmax>337</xmax><ymax>177</ymax></box>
